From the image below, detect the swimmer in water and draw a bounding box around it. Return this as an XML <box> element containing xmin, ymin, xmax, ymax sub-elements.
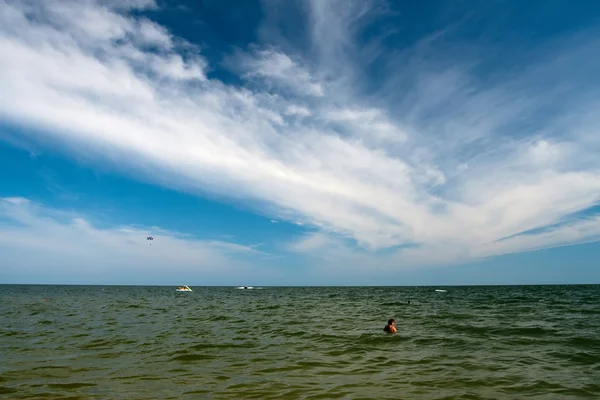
<box><xmin>383</xmin><ymin>318</ymin><xmax>397</xmax><ymax>333</ymax></box>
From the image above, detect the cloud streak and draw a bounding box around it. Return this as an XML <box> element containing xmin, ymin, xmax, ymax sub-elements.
<box><xmin>1</xmin><ymin>0</ymin><xmax>600</xmax><ymax>270</ymax></box>
<box><xmin>234</xmin><ymin>48</ymin><xmax>325</xmax><ymax>97</ymax></box>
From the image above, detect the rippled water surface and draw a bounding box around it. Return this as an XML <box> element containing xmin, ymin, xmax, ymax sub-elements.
<box><xmin>1</xmin><ymin>285</ymin><xmax>599</xmax><ymax>399</ymax></box>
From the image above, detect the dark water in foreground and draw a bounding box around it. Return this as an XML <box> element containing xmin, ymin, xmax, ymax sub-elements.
<box><xmin>1</xmin><ymin>285</ymin><xmax>599</xmax><ymax>399</ymax></box>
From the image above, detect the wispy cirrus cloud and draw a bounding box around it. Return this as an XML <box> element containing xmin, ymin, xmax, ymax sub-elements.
<box><xmin>1</xmin><ymin>0</ymin><xmax>600</xmax><ymax>272</ymax></box>
<box><xmin>233</xmin><ymin>48</ymin><xmax>325</xmax><ymax>97</ymax></box>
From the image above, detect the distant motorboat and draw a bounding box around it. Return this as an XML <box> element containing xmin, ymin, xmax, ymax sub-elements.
<box><xmin>236</xmin><ymin>286</ymin><xmax>254</xmax><ymax>289</ymax></box>
<box><xmin>176</xmin><ymin>285</ymin><xmax>192</xmax><ymax>292</ymax></box>
<box><xmin>435</xmin><ymin>289</ymin><xmax>447</xmax><ymax>292</ymax></box>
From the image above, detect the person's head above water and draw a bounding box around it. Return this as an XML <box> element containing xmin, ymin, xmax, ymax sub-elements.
<box><xmin>384</xmin><ymin>318</ymin><xmax>397</xmax><ymax>333</ymax></box>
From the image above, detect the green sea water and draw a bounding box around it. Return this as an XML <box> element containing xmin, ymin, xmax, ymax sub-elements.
<box><xmin>1</xmin><ymin>285</ymin><xmax>599</xmax><ymax>399</ymax></box>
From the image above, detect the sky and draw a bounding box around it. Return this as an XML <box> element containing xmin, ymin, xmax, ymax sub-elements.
<box><xmin>1</xmin><ymin>0</ymin><xmax>600</xmax><ymax>285</ymax></box>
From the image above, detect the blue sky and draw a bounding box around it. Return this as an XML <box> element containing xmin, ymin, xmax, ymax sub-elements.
<box><xmin>1</xmin><ymin>0</ymin><xmax>600</xmax><ymax>285</ymax></box>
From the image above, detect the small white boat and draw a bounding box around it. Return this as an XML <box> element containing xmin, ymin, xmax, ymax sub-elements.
<box><xmin>236</xmin><ymin>286</ymin><xmax>254</xmax><ymax>289</ymax></box>
<box><xmin>176</xmin><ymin>285</ymin><xmax>192</xmax><ymax>292</ymax></box>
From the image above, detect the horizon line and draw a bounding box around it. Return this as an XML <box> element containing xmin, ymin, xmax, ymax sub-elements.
<box><xmin>1</xmin><ymin>283</ymin><xmax>598</xmax><ymax>287</ymax></box>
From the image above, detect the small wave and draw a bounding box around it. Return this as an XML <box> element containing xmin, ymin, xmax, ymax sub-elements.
<box><xmin>570</xmin><ymin>351</ymin><xmax>600</xmax><ymax>365</ymax></box>
<box><xmin>578</xmin><ymin>309</ymin><xmax>600</xmax><ymax>315</ymax></box>
<box><xmin>501</xmin><ymin>380</ymin><xmax>583</xmax><ymax>397</ymax></box>
<box><xmin>184</xmin><ymin>389</ymin><xmax>212</xmax><ymax>395</ymax></box>
<box><xmin>446</xmin><ymin>324</ymin><xmax>493</xmax><ymax>336</ymax></box>
<box><xmin>412</xmin><ymin>337</ymin><xmax>470</xmax><ymax>347</ymax></box>
<box><xmin>31</xmin><ymin>365</ymin><xmax>73</xmax><ymax>372</ymax></box>
<box><xmin>257</xmin><ymin>305</ymin><xmax>281</xmax><ymax>310</ymax></box>
<box><xmin>354</xmin><ymin>333</ymin><xmax>409</xmax><ymax>345</ymax></box>
<box><xmin>550</xmin><ymin>350</ymin><xmax>600</xmax><ymax>365</ymax></box>
<box><xmin>427</xmin><ymin>313</ymin><xmax>473</xmax><ymax>321</ymax></box>
<box><xmin>381</xmin><ymin>301</ymin><xmax>411</xmax><ymax>306</ymax></box>
<box><xmin>112</xmin><ymin>374</ymin><xmax>150</xmax><ymax>381</ymax></box>
<box><xmin>47</xmin><ymin>382</ymin><xmax>97</xmax><ymax>389</ymax></box>
<box><xmin>445</xmin><ymin>324</ymin><xmax>557</xmax><ymax>338</ymax></box>
<box><xmin>490</xmin><ymin>326</ymin><xmax>557</xmax><ymax>337</ymax></box>
<box><xmin>171</xmin><ymin>354</ymin><xmax>217</xmax><ymax>362</ymax></box>
<box><xmin>255</xmin><ymin>365</ymin><xmax>305</xmax><ymax>374</ymax></box>
<box><xmin>189</xmin><ymin>342</ymin><xmax>257</xmax><ymax>351</ymax></box>
<box><xmin>568</xmin><ymin>336</ymin><xmax>600</xmax><ymax>348</ymax></box>
<box><xmin>79</xmin><ymin>337</ymin><xmax>136</xmax><ymax>350</ymax></box>
<box><xmin>0</xmin><ymin>386</ymin><xmax>17</xmax><ymax>394</ymax></box>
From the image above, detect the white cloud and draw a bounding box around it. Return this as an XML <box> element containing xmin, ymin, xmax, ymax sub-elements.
<box><xmin>526</xmin><ymin>139</ymin><xmax>568</xmax><ymax>166</ymax></box>
<box><xmin>325</xmin><ymin>107</ymin><xmax>408</xmax><ymax>144</ymax></box>
<box><xmin>285</xmin><ymin>105</ymin><xmax>312</xmax><ymax>117</ymax></box>
<box><xmin>3</xmin><ymin>197</ymin><xmax>30</xmax><ymax>205</ymax></box>
<box><xmin>1</xmin><ymin>0</ymin><xmax>600</xmax><ymax>272</ymax></box>
<box><xmin>235</xmin><ymin>48</ymin><xmax>325</xmax><ymax>97</ymax></box>
<box><xmin>136</xmin><ymin>19</ymin><xmax>172</xmax><ymax>47</ymax></box>
<box><xmin>0</xmin><ymin>197</ymin><xmax>267</xmax><ymax>284</ymax></box>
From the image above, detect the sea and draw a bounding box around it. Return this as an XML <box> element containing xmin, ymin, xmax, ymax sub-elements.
<box><xmin>1</xmin><ymin>285</ymin><xmax>599</xmax><ymax>399</ymax></box>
